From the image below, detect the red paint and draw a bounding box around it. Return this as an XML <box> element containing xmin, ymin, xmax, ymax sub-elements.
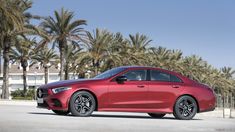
<box><xmin>37</xmin><ymin>66</ymin><xmax>216</xmax><ymax>114</ymax></box>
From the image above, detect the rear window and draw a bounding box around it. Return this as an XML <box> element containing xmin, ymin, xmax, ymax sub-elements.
<box><xmin>150</xmin><ymin>70</ymin><xmax>182</xmax><ymax>82</ymax></box>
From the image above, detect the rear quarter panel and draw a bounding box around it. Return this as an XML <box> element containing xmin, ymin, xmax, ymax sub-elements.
<box><xmin>181</xmin><ymin>84</ymin><xmax>216</xmax><ymax>112</ymax></box>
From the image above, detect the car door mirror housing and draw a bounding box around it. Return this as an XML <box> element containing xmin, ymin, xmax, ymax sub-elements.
<box><xmin>116</xmin><ymin>76</ymin><xmax>127</xmax><ymax>83</ymax></box>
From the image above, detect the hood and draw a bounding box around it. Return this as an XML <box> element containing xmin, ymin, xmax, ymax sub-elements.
<box><xmin>39</xmin><ymin>78</ymin><xmax>102</xmax><ymax>89</ymax></box>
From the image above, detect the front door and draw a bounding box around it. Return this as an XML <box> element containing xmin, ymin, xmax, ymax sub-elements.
<box><xmin>108</xmin><ymin>69</ymin><xmax>148</xmax><ymax>111</ymax></box>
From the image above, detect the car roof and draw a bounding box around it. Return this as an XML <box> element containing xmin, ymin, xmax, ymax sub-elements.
<box><xmin>117</xmin><ymin>66</ymin><xmax>154</xmax><ymax>69</ymax></box>
<box><xmin>113</xmin><ymin>66</ymin><xmax>193</xmax><ymax>83</ymax></box>
<box><xmin>117</xmin><ymin>65</ymin><xmax>186</xmax><ymax>78</ymax></box>
<box><xmin>117</xmin><ymin>65</ymin><xmax>169</xmax><ymax>71</ymax></box>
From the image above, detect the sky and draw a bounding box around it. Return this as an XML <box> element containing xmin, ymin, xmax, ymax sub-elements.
<box><xmin>29</xmin><ymin>0</ymin><xmax>235</xmax><ymax>69</ymax></box>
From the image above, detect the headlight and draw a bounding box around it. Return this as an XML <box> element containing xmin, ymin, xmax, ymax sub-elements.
<box><xmin>52</xmin><ymin>87</ymin><xmax>71</xmax><ymax>94</ymax></box>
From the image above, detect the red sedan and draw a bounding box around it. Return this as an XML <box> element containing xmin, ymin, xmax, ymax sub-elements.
<box><xmin>37</xmin><ymin>66</ymin><xmax>216</xmax><ymax>120</ymax></box>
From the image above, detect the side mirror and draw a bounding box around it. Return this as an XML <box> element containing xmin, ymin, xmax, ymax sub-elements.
<box><xmin>116</xmin><ymin>76</ymin><xmax>127</xmax><ymax>83</ymax></box>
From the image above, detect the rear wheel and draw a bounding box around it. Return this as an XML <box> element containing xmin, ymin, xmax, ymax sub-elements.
<box><xmin>148</xmin><ymin>113</ymin><xmax>166</xmax><ymax>118</ymax></box>
<box><xmin>52</xmin><ymin>110</ymin><xmax>70</xmax><ymax>115</ymax></box>
<box><xmin>69</xmin><ymin>91</ymin><xmax>96</xmax><ymax>117</ymax></box>
<box><xmin>173</xmin><ymin>95</ymin><xmax>198</xmax><ymax>120</ymax></box>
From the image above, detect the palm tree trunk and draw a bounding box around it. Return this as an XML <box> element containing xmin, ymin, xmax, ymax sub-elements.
<box><xmin>230</xmin><ymin>92</ymin><xmax>233</xmax><ymax>118</ymax></box>
<box><xmin>59</xmin><ymin>40</ymin><xmax>65</xmax><ymax>80</ymax></box>
<box><xmin>93</xmin><ymin>59</ymin><xmax>99</xmax><ymax>76</ymax></box>
<box><xmin>64</xmin><ymin>63</ymin><xmax>69</xmax><ymax>80</ymax></box>
<box><xmin>22</xmin><ymin>66</ymin><xmax>28</xmax><ymax>97</ymax></box>
<box><xmin>0</xmin><ymin>50</ymin><xmax>2</xmax><ymax>76</ymax></box>
<box><xmin>64</xmin><ymin>45</ymin><xmax>69</xmax><ymax>80</ymax></box>
<box><xmin>222</xmin><ymin>92</ymin><xmax>225</xmax><ymax>118</ymax></box>
<box><xmin>1</xmin><ymin>37</ymin><xmax>10</xmax><ymax>99</ymax></box>
<box><xmin>44</xmin><ymin>66</ymin><xmax>48</xmax><ymax>84</ymax></box>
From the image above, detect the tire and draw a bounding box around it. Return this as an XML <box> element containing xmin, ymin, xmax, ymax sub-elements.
<box><xmin>52</xmin><ymin>110</ymin><xmax>70</xmax><ymax>115</ymax></box>
<box><xmin>173</xmin><ymin>95</ymin><xmax>198</xmax><ymax>120</ymax></box>
<box><xmin>69</xmin><ymin>91</ymin><xmax>96</xmax><ymax>117</ymax></box>
<box><xmin>148</xmin><ymin>113</ymin><xmax>166</xmax><ymax>118</ymax></box>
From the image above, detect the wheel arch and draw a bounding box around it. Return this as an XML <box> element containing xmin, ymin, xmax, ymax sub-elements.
<box><xmin>175</xmin><ymin>94</ymin><xmax>200</xmax><ymax>113</ymax></box>
<box><xmin>69</xmin><ymin>88</ymin><xmax>98</xmax><ymax>111</ymax></box>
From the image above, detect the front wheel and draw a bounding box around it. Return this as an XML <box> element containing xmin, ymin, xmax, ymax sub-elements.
<box><xmin>148</xmin><ymin>113</ymin><xmax>166</xmax><ymax>118</ymax></box>
<box><xmin>52</xmin><ymin>110</ymin><xmax>70</xmax><ymax>115</ymax></box>
<box><xmin>173</xmin><ymin>95</ymin><xmax>198</xmax><ymax>120</ymax></box>
<box><xmin>69</xmin><ymin>91</ymin><xmax>96</xmax><ymax>117</ymax></box>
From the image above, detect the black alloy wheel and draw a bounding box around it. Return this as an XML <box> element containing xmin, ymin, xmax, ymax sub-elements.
<box><xmin>70</xmin><ymin>91</ymin><xmax>96</xmax><ymax>117</ymax></box>
<box><xmin>173</xmin><ymin>95</ymin><xmax>198</xmax><ymax>120</ymax></box>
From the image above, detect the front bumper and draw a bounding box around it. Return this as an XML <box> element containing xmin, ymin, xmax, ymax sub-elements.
<box><xmin>36</xmin><ymin>88</ymin><xmax>72</xmax><ymax>111</ymax></box>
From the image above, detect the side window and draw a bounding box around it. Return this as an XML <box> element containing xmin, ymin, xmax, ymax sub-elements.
<box><xmin>170</xmin><ymin>75</ymin><xmax>182</xmax><ymax>83</ymax></box>
<box><xmin>151</xmin><ymin>70</ymin><xmax>170</xmax><ymax>82</ymax></box>
<box><xmin>123</xmin><ymin>70</ymin><xmax>147</xmax><ymax>81</ymax></box>
<box><xmin>151</xmin><ymin>70</ymin><xmax>182</xmax><ymax>82</ymax></box>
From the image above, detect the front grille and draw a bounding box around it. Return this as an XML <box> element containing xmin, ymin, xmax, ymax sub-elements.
<box><xmin>37</xmin><ymin>88</ymin><xmax>49</xmax><ymax>98</ymax></box>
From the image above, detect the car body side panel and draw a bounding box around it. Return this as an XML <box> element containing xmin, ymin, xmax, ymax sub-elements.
<box><xmin>147</xmin><ymin>81</ymin><xmax>185</xmax><ymax>113</ymax></box>
<box><xmin>180</xmin><ymin>85</ymin><xmax>216</xmax><ymax>112</ymax></box>
<box><xmin>105</xmin><ymin>81</ymin><xmax>148</xmax><ymax>110</ymax></box>
<box><xmin>37</xmin><ymin>66</ymin><xmax>216</xmax><ymax>114</ymax></box>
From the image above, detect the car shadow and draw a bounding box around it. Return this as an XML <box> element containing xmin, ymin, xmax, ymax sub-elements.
<box><xmin>91</xmin><ymin>114</ymin><xmax>174</xmax><ymax>120</ymax></box>
<box><xmin>28</xmin><ymin>112</ymin><xmax>202</xmax><ymax>120</ymax></box>
<box><xmin>91</xmin><ymin>114</ymin><xmax>202</xmax><ymax>120</ymax></box>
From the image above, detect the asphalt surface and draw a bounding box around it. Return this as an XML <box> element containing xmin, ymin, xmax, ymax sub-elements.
<box><xmin>0</xmin><ymin>105</ymin><xmax>234</xmax><ymax>132</ymax></box>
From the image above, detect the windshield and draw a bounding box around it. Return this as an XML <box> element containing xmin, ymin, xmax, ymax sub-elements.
<box><xmin>94</xmin><ymin>67</ymin><xmax>126</xmax><ymax>79</ymax></box>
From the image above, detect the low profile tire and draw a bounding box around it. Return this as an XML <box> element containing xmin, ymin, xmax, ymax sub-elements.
<box><xmin>52</xmin><ymin>110</ymin><xmax>70</xmax><ymax>115</ymax></box>
<box><xmin>173</xmin><ymin>95</ymin><xmax>198</xmax><ymax>120</ymax></box>
<box><xmin>69</xmin><ymin>91</ymin><xmax>96</xmax><ymax>117</ymax></box>
<box><xmin>148</xmin><ymin>113</ymin><xmax>166</xmax><ymax>118</ymax></box>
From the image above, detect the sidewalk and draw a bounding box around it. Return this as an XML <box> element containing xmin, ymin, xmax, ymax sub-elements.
<box><xmin>197</xmin><ymin>108</ymin><xmax>235</xmax><ymax>118</ymax></box>
<box><xmin>0</xmin><ymin>99</ymin><xmax>36</xmax><ymax>106</ymax></box>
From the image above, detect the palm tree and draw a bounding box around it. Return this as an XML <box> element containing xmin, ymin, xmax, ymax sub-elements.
<box><xmin>10</xmin><ymin>37</ymin><xmax>36</xmax><ymax>97</ymax></box>
<box><xmin>0</xmin><ymin>42</ymin><xmax>2</xmax><ymax>76</ymax></box>
<box><xmin>221</xmin><ymin>66</ymin><xmax>235</xmax><ymax>117</ymax></box>
<box><xmin>128</xmin><ymin>33</ymin><xmax>151</xmax><ymax>53</ymax></box>
<box><xmin>181</xmin><ymin>55</ymin><xmax>206</xmax><ymax>81</ymax></box>
<box><xmin>101</xmin><ymin>32</ymin><xmax>127</xmax><ymax>70</ymax></box>
<box><xmin>32</xmin><ymin>48</ymin><xmax>58</xmax><ymax>84</ymax></box>
<box><xmin>40</xmin><ymin>8</ymin><xmax>87</xmax><ymax>80</ymax></box>
<box><xmin>127</xmin><ymin>33</ymin><xmax>152</xmax><ymax>65</ymax></box>
<box><xmin>148</xmin><ymin>46</ymin><xmax>171</xmax><ymax>68</ymax></box>
<box><xmin>81</xmin><ymin>29</ymin><xmax>113</xmax><ymax>75</ymax></box>
<box><xmin>0</xmin><ymin>0</ymin><xmax>37</xmax><ymax>99</ymax></box>
<box><xmin>64</xmin><ymin>45</ymin><xmax>82</xmax><ymax>79</ymax></box>
<box><xmin>221</xmin><ymin>67</ymin><xmax>235</xmax><ymax>79</ymax></box>
<box><xmin>168</xmin><ymin>50</ymin><xmax>183</xmax><ymax>72</ymax></box>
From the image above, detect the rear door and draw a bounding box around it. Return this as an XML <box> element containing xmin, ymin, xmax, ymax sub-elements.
<box><xmin>148</xmin><ymin>70</ymin><xmax>184</xmax><ymax>110</ymax></box>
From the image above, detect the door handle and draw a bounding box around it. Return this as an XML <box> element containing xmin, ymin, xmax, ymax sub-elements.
<box><xmin>172</xmin><ymin>85</ymin><xmax>180</xmax><ymax>88</ymax></box>
<box><xmin>137</xmin><ymin>85</ymin><xmax>145</xmax><ymax>88</ymax></box>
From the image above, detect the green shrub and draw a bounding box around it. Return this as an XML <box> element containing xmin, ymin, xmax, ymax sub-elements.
<box><xmin>11</xmin><ymin>89</ymin><xmax>36</xmax><ymax>100</ymax></box>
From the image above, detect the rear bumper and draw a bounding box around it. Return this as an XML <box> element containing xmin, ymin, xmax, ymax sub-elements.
<box><xmin>199</xmin><ymin>106</ymin><xmax>215</xmax><ymax>113</ymax></box>
<box><xmin>199</xmin><ymin>92</ymin><xmax>216</xmax><ymax>113</ymax></box>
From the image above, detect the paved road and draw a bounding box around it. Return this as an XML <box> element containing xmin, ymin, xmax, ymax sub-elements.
<box><xmin>0</xmin><ymin>105</ymin><xmax>234</xmax><ymax>132</ymax></box>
